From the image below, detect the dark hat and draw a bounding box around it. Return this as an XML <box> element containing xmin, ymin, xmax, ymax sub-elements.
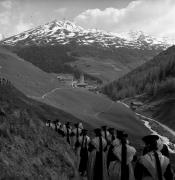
<box><xmin>122</xmin><ymin>133</ymin><xmax>128</xmax><ymax>138</ymax></box>
<box><xmin>82</xmin><ymin>129</ymin><xmax>88</xmax><ymax>135</ymax></box>
<box><xmin>54</xmin><ymin>119</ymin><xmax>59</xmax><ymax>124</ymax></box>
<box><xmin>94</xmin><ymin>128</ymin><xmax>101</xmax><ymax>136</ymax></box>
<box><xmin>65</xmin><ymin>122</ymin><xmax>70</xmax><ymax>127</ymax></box>
<box><xmin>101</xmin><ymin>125</ymin><xmax>107</xmax><ymax>129</ymax></box>
<box><xmin>142</xmin><ymin>135</ymin><xmax>159</xmax><ymax>145</ymax></box>
<box><xmin>108</xmin><ymin>128</ymin><xmax>115</xmax><ymax>133</ymax></box>
<box><xmin>117</xmin><ymin>130</ymin><xmax>124</xmax><ymax>138</ymax></box>
<box><xmin>74</xmin><ymin>123</ymin><xmax>79</xmax><ymax>127</ymax></box>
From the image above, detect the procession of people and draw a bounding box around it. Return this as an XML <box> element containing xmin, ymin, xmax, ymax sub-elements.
<box><xmin>46</xmin><ymin>120</ymin><xmax>174</xmax><ymax>180</ymax></box>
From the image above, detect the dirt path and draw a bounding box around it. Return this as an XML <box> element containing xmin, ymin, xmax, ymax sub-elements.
<box><xmin>27</xmin><ymin>87</ymin><xmax>70</xmax><ymax>99</ymax></box>
<box><xmin>42</xmin><ymin>87</ymin><xmax>63</xmax><ymax>99</ymax></box>
<box><xmin>94</xmin><ymin>101</ymin><xmax>114</xmax><ymax>118</ymax></box>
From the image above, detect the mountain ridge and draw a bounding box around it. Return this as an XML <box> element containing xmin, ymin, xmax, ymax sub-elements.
<box><xmin>0</xmin><ymin>20</ymin><xmax>171</xmax><ymax>50</ymax></box>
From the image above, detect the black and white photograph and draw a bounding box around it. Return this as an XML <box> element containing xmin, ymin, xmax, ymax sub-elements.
<box><xmin>0</xmin><ymin>0</ymin><xmax>175</xmax><ymax>179</ymax></box>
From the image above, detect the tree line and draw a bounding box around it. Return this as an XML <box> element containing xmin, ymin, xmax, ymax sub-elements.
<box><xmin>102</xmin><ymin>46</ymin><xmax>175</xmax><ymax>100</ymax></box>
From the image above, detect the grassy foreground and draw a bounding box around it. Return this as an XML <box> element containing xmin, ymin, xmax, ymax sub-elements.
<box><xmin>0</xmin><ymin>81</ymin><xmax>80</xmax><ymax>179</ymax></box>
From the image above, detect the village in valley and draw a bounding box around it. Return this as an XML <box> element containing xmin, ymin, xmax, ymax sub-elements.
<box><xmin>56</xmin><ymin>72</ymin><xmax>99</xmax><ymax>92</ymax></box>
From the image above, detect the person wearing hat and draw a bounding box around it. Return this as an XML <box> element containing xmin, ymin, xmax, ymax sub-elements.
<box><xmin>101</xmin><ymin>125</ymin><xmax>110</xmax><ymax>147</ymax></box>
<box><xmin>78</xmin><ymin>121</ymin><xmax>84</xmax><ymax>130</ymax></box>
<box><xmin>143</xmin><ymin>134</ymin><xmax>170</xmax><ymax>158</ymax></box>
<box><xmin>108</xmin><ymin>133</ymin><xmax>136</xmax><ymax>180</ymax></box>
<box><xmin>87</xmin><ymin>128</ymin><xmax>109</xmax><ymax>180</ymax></box>
<box><xmin>53</xmin><ymin>119</ymin><xmax>61</xmax><ymax>132</ymax></box>
<box><xmin>79</xmin><ymin>129</ymin><xmax>90</xmax><ymax>176</ymax></box>
<box><xmin>72</xmin><ymin>122</ymin><xmax>83</xmax><ymax>150</ymax></box>
<box><xmin>50</xmin><ymin>121</ymin><xmax>55</xmax><ymax>130</ymax></box>
<box><xmin>45</xmin><ymin>120</ymin><xmax>51</xmax><ymax>127</ymax></box>
<box><xmin>107</xmin><ymin>128</ymin><xmax>119</xmax><ymax>169</ymax></box>
<box><xmin>54</xmin><ymin>119</ymin><xmax>64</xmax><ymax>136</ymax></box>
<box><xmin>65</xmin><ymin>122</ymin><xmax>72</xmax><ymax>144</ymax></box>
<box><xmin>134</xmin><ymin>134</ymin><xmax>173</xmax><ymax>180</ymax></box>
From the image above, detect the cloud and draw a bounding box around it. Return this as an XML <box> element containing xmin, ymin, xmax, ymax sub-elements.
<box><xmin>0</xmin><ymin>11</ymin><xmax>10</xmax><ymax>25</ymax></box>
<box><xmin>11</xmin><ymin>14</ymin><xmax>34</xmax><ymax>35</ymax></box>
<box><xmin>0</xmin><ymin>0</ymin><xmax>12</xmax><ymax>9</ymax></box>
<box><xmin>54</xmin><ymin>7</ymin><xmax>67</xmax><ymax>19</ymax></box>
<box><xmin>0</xmin><ymin>1</ymin><xmax>12</xmax><ymax>25</ymax></box>
<box><xmin>15</xmin><ymin>22</ymin><xmax>33</xmax><ymax>34</ymax></box>
<box><xmin>74</xmin><ymin>0</ymin><xmax>175</xmax><ymax>39</ymax></box>
<box><xmin>54</xmin><ymin>8</ymin><xmax>67</xmax><ymax>15</ymax></box>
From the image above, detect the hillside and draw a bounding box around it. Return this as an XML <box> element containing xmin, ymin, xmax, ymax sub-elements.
<box><xmin>0</xmin><ymin>47</ymin><xmax>150</xmax><ymax>141</ymax></box>
<box><xmin>0</xmin><ymin>47</ymin><xmax>63</xmax><ymax>97</ymax></box>
<box><xmin>1</xmin><ymin>20</ymin><xmax>170</xmax><ymax>83</ymax></box>
<box><xmin>102</xmin><ymin>45</ymin><xmax>175</xmax><ymax>129</ymax></box>
<box><xmin>0</xmin><ymin>80</ymin><xmax>81</xmax><ymax>179</ymax></box>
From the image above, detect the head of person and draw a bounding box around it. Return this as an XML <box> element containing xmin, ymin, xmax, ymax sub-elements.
<box><xmin>54</xmin><ymin>119</ymin><xmax>58</xmax><ymax>124</ymax></box>
<box><xmin>56</xmin><ymin>119</ymin><xmax>60</xmax><ymax>122</ymax></box>
<box><xmin>82</xmin><ymin>129</ymin><xmax>88</xmax><ymax>136</ymax></box>
<box><xmin>94</xmin><ymin>128</ymin><xmax>102</xmax><ymax>137</ymax></box>
<box><xmin>101</xmin><ymin>125</ymin><xmax>107</xmax><ymax>131</ymax></box>
<box><xmin>117</xmin><ymin>130</ymin><xmax>125</xmax><ymax>140</ymax></box>
<box><xmin>108</xmin><ymin>128</ymin><xmax>115</xmax><ymax>135</ymax></box>
<box><xmin>47</xmin><ymin>119</ymin><xmax>51</xmax><ymax>123</ymax></box>
<box><xmin>142</xmin><ymin>134</ymin><xmax>159</xmax><ymax>152</ymax></box>
<box><xmin>66</xmin><ymin>122</ymin><xmax>70</xmax><ymax>128</ymax></box>
<box><xmin>120</xmin><ymin>133</ymin><xmax>128</xmax><ymax>144</ymax></box>
<box><xmin>78</xmin><ymin>122</ymin><xmax>83</xmax><ymax>129</ymax></box>
<box><xmin>74</xmin><ymin>123</ymin><xmax>79</xmax><ymax>128</ymax></box>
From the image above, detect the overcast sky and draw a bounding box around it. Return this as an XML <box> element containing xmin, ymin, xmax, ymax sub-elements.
<box><xmin>0</xmin><ymin>0</ymin><xmax>175</xmax><ymax>39</ymax></box>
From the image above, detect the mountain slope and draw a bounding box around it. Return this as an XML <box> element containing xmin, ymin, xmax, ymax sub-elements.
<box><xmin>0</xmin><ymin>47</ymin><xmax>150</xmax><ymax>140</ymax></box>
<box><xmin>0</xmin><ymin>80</ymin><xmax>80</xmax><ymax>179</ymax></box>
<box><xmin>0</xmin><ymin>20</ymin><xmax>170</xmax><ymax>83</ymax></box>
<box><xmin>0</xmin><ymin>47</ymin><xmax>62</xmax><ymax>96</ymax></box>
<box><xmin>102</xmin><ymin>45</ymin><xmax>175</xmax><ymax>130</ymax></box>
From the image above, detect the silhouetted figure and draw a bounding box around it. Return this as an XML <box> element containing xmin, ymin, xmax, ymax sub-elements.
<box><xmin>87</xmin><ymin>128</ymin><xmax>109</xmax><ymax>180</ymax></box>
<box><xmin>108</xmin><ymin>132</ymin><xmax>136</xmax><ymax>180</ymax></box>
<box><xmin>143</xmin><ymin>135</ymin><xmax>170</xmax><ymax>158</ymax></box>
<box><xmin>101</xmin><ymin>125</ymin><xmax>110</xmax><ymax>144</ymax></box>
<box><xmin>135</xmin><ymin>134</ymin><xmax>173</xmax><ymax>180</ymax></box>
<box><xmin>46</xmin><ymin>120</ymin><xmax>51</xmax><ymax>127</ymax></box>
<box><xmin>54</xmin><ymin>119</ymin><xmax>64</xmax><ymax>135</ymax></box>
<box><xmin>107</xmin><ymin>128</ymin><xmax>118</xmax><ymax>169</ymax></box>
<box><xmin>65</xmin><ymin>122</ymin><xmax>72</xmax><ymax>144</ymax></box>
<box><xmin>60</xmin><ymin>124</ymin><xmax>66</xmax><ymax>137</ymax></box>
<box><xmin>72</xmin><ymin>123</ymin><xmax>83</xmax><ymax>150</ymax></box>
<box><xmin>79</xmin><ymin>129</ymin><xmax>90</xmax><ymax>176</ymax></box>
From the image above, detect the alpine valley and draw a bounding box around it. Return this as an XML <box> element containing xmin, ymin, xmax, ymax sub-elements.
<box><xmin>0</xmin><ymin>20</ymin><xmax>172</xmax><ymax>83</ymax></box>
<box><xmin>0</xmin><ymin>20</ymin><xmax>175</xmax><ymax>178</ymax></box>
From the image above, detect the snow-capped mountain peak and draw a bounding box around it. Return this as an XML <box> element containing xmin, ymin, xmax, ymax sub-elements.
<box><xmin>43</xmin><ymin>20</ymin><xmax>84</xmax><ymax>33</ymax></box>
<box><xmin>0</xmin><ymin>20</ymin><xmax>171</xmax><ymax>50</ymax></box>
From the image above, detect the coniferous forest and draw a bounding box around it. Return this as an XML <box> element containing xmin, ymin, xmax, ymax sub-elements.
<box><xmin>102</xmin><ymin>45</ymin><xmax>175</xmax><ymax>100</ymax></box>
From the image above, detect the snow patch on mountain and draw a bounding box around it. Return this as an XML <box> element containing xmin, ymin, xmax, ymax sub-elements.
<box><xmin>0</xmin><ymin>20</ymin><xmax>172</xmax><ymax>50</ymax></box>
